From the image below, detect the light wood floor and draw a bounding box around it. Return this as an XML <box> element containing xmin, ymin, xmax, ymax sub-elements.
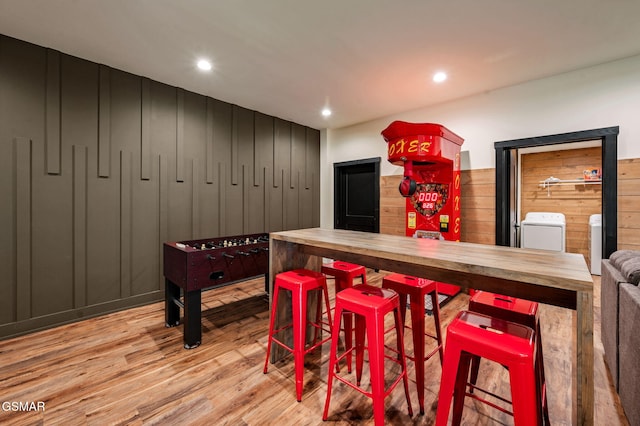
<box><xmin>0</xmin><ymin>272</ymin><xmax>629</xmax><ymax>425</ymax></box>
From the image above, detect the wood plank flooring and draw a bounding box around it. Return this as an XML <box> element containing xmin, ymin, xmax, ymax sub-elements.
<box><xmin>0</xmin><ymin>272</ymin><xmax>629</xmax><ymax>425</ymax></box>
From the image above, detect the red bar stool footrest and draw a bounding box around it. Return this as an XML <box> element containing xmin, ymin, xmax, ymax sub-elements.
<box><xmin>436</xmin><ymin>310</ymin><xmax>541</xmax><ymax>426</ymax></box>
<box><xmin>263</xmin><ymin>269</ymin><xmax>333</xmax><ymax>402</ymax></box>
<box><xmin>323</xmin><ymin>284</ymin><xmax>413</xmax><ymax>425</ymax></box>
<box><xmin>468</xmin><ymin>290</ymin><xmax>549</xmax><ymax>424</ymax></box>
<box><xmin>381</xmin><ymin>273</ymin><xmax>444</xmax><ymax>415</ymax></box>
<box><xmin>321</xmin><ymin>261</ymin><xmax>367</xmax><ymax>374</ymax></box>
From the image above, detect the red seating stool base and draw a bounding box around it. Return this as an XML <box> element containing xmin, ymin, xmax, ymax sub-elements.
<box><xmin>468</xmin><ymin>291</ymin><xmax>549</xmax><ymax>424</ymax></box>
<box><xmin>321</xmin><ymin>261</ymin><xmax>367</xmax><ymax>373</ymax></box>
<box><xmin>263</xmin><ymin>269</ymin><xmax>332</xmax><ymax>402</ymax></box>
<box><xmin>436</xmin><ymin>310</ymin><xmax>541</xmax><ymax>426</ymax></box>
<box><xmin>382</xmin><ymin>273</ymin><xmax>444</xmax><ymax>414</ymax></box>
<box><xmin>323</xmin><ymin>284</ymin><xmax>413</xmax><ymax>426</ymax></box>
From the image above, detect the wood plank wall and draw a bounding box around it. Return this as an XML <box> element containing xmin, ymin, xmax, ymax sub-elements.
<box><xmin>619</xmin><ymin>158</ymin><xmax>640</xmax><ymax>251</ymax></box>
<box><xmin>520</xmin><ymin>147</ymin><xmax>602</xmax><ymax>262</ymax></box>
<box><xmin>379</xmin><ymin>175</ymin><xmax>406</xmax><ymax>236</ymax></box>
<box><xmin>460</xmin><ymin>168</ymin><xmax>496</xmax><ymax>245</ymax></box>
<box><xmin>0</xmin><ymin>35</ymin><xmax>320</xmax><ymax>339</ymax></box>
<box><xmin>381</xmin><ymin>168</ymin><xmax>496</xmax><ymax>244</ymax></box>
<box><xmin>381</xmin><ymin>157</ymin><xmax>640</xmax><ymax>258</ymax></box>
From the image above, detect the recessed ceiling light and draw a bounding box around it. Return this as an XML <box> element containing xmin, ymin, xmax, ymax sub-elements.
<box><xmin>433</xmin><ymin>71</ymin><xmax>447</xmax><ymax>83</ymax></box>
<box><xmin>197</xmin><ymin>59</ymin><xmax>212</xmax><ymax>71</ymax></box>
<box><xmin>321</xmin><ymin>107</ymin><xmax>332</xmax><ymax>117</ymax></box>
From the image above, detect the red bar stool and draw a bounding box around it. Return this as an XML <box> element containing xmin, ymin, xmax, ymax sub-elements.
<box><xmin>323</xmin><ymin>284</ymin><xmax>413</xmax><ymax>426</ymax></box>
<box><xmin>263</xmin><ymin>269</ymin><xmax>332</xmax><ymax>402</ymax></box>
<box><xmin>468</xmin><ymin>291</ymin><xmax>549</xmax><ymax>424</ymax></box>
<box><xmin>436</xmin><ymin>310</ymin><xmax>540</xmax><ymax>426</ymax></box>
<box><xmin>321</xmin><ymin>261</ymin><xmax>367</xmax><ymax>289</ymax></box>
<box><xmin>321</xmin><ymin>261</ymin><xmax>367</xmax><ymax>372</ymax></box>
<box><xmin>381</xmin><ymin>273</ymin><xmax>444</xmax><ymax>414</ymax></box>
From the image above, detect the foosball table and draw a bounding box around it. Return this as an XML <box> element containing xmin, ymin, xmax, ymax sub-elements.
<box><xmin>163</xmin><ymin>233</ymin><xmax>269</xmax><ymax>348</ymax></box>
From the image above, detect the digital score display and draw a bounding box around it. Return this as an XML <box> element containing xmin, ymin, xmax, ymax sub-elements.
<box><xmin>410</xmin><ymin>183</ymin><xmax>449</xmax><ymax>217</ymax></box>
<box><xmin>417</xmin><ymin>191</ymin><xmax>439</xmax><ymax>205</ymax></box>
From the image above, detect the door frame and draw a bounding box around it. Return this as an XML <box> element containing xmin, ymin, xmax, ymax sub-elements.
<box><xmin>495</xmin><ymin>126</ymin><xmax>618</xmax><ymax>257</ymax></box>
<box><xmin>333</xmin><ymin>157</ymin><xmax>381</xmax><ymax>232</ymax></box>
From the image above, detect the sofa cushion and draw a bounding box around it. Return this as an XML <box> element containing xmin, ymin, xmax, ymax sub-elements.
<box><xmin>601</xmin><ymin>259</ymin><xmax>626</xmax><ymax>389</ymax></box>
<box><xmin>609</xmin><ymin>250</ymin><xmax>640</xmax><ymax>285</ymax></box>
<box><xmin>620</xmin><ymin>257</ymin><xmax>640</xmax><ymax>285</ymax></box>
<box><xmin>618</xmin><ymin>283</ymin><xmax>640</xmax><ymax>426</ymax></box>
<box><xmin>610</xmin><ymin>250</ymin><xmax>640</xmax><ymax>269</ymax></box>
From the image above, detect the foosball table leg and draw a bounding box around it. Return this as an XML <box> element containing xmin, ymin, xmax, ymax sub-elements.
<box><xmin>183</xmin><ymin>289</ymin><xmax>202</xmax><ymax>349</ymax></box>
<box><xmin>165</xmin><ymin>279</ymin><xmax>181</xmax><ymax>327</ymax></box>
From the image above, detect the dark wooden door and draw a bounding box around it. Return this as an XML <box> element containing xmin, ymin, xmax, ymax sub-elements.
<box><xmin>334</xmin><ymin>158</ymin><xmax>380</xmax><ymax>233</ymax></box>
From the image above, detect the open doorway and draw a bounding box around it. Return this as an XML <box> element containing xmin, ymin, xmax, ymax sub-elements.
<box><xmin>495</xmin><ymin>126</ymin><xmax>618</xmax><ymax>258</ymax></box>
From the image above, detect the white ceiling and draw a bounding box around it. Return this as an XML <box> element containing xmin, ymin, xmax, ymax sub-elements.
<box><xmin>2</xmin><ymin>0</ymin><xmax>640</xmax><ymax>130</ymax></box>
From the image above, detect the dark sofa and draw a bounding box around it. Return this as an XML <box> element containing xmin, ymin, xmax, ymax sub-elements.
<box><xmin>601</xmin><ymin>250</ymin><xmax>640</xmax><ymax>426</ymax></box>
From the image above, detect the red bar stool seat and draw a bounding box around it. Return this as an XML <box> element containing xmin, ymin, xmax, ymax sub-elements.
<box><xmin>468</xmin><ymin>291</ymin><xmax>549</xmax><ymax>424</ymax></box>
<box><xmin>323</xmin><ymin>284</ymin><xmax>413</xmax><ymax>425</ymax></box>
<box><xmin>381</xmin><ymin>273</ymin><xmax>444</xmax><ymax>414</ymax></box>
<box><xmin>321</xmin><ymin>261</ymin><xmax>367</xmax><ymax>372</ymax></box>
<box><xmin>263</xmin><ymin>269</ymin><xmax>332</xmax><ymax>402</ymax></box>
<box><xmin>321</xmin><ymin>261</ymin><xmax>368</xmax><ymax>290</ymax></box>
<box><xmin>436</xmin><ymin>310</ymin><xmax>540</xmax><ymax>426</ymax></box>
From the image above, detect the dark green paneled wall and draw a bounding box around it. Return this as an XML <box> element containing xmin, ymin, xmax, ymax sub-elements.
<box><xmin>0</xmin><ymin>34</ymin><xmax>321</xmax><ymax>339</ymax></box>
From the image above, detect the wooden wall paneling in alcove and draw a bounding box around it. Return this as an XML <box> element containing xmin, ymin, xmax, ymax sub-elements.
<box><xmin>521</xmin><ymin>147</ymin><xmax>602</xmax><ymax>263</ymax></box>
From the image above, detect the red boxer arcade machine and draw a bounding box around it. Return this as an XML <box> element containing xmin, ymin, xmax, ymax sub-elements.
<box><xmin>382</xmin><ymin>121</ymin><xmax>464</xmax><ymax>296</ymax></box>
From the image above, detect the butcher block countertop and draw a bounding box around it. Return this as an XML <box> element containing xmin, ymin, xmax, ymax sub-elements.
<box><xmin>270</xmin><ymin>227</ymin><xmax>593</xmax><ymax>308</ymax></box>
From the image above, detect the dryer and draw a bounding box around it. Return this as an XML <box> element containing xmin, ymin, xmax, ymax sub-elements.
<box><xmin>520</xmin><ymin>212</ymin><xmax>566</xmax><ymax>252</ymax></box>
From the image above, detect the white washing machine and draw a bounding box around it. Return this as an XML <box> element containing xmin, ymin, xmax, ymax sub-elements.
<box><xmin>520</xmin><ymin>212</ymin><xmax>566</xmax><ymax>252</ymax></box>
<box><xmin>589</xmin><ymin>214</ymin><xmax>602</xmax><ymax>275</ymax></box>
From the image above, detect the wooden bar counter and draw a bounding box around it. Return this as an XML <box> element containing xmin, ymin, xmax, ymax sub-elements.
<box><xmin>269</xmin><ymin>227</ymin><xmax>594</xmax><ymax>425</ymax></box>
